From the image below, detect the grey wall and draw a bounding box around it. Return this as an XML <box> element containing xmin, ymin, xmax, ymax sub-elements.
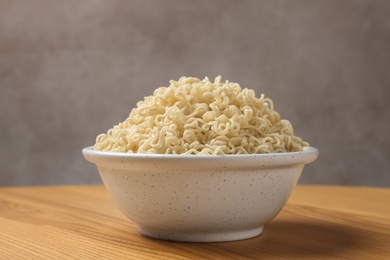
<box><xmin>1</xmin><ymin>0</ymin><xmax>389</xmax><ymax>186</ymax></box>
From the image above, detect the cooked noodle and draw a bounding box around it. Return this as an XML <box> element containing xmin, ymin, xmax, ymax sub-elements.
<box><xmin>94</xmin><ymin>76</ymin><xmax>308</xmax><ymax>154</ymax></box>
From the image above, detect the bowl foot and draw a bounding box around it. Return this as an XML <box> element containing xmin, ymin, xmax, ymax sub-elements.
<box><xmin>139</xmin><ymin>226</ymin><xmax>263</xmax><ymax>242</ymax></box>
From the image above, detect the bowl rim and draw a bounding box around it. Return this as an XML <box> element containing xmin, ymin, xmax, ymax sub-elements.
<box><xmin>82</xmin><ymin>146</ymin><xmax>319</xmax><ymax>168</ymax></box>
<box><xmin>83</xmin><ymin>146</ymin><xmax>318</xmax><ymax>158</ymax></box>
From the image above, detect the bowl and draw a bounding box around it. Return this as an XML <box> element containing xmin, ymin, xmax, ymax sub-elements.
<box><xmin>82</xmin><ymin>146</ymin><xmax>318</xmax><ymax>242</ymax></box>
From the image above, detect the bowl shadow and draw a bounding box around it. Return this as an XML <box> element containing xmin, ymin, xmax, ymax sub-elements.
<box><xmin>207</xmin><ymin>220</ymin><xmax>370</xmax><ymax>258</ymax></box>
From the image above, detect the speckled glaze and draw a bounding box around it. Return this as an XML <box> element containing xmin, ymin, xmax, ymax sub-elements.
<box><xmin>83</xmin><ymin>146</ymin><xmax>318</xmax><ymax>242</ymax></box>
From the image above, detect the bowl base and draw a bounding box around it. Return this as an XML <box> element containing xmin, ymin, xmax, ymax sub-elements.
<box><xmin>139</xmin><ymin>226</ymin><xmax>263</xmax><ymax>242</ymax></box>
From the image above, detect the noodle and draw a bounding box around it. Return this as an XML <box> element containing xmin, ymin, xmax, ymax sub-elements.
<box><xmin>94</xmin><ymin>76</ymin><xmax>309</xmax><ymax>154</ymax></box>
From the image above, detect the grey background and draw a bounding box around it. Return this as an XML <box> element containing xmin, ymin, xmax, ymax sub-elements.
<box><xmin>1</xmin><ymin>0</ymin><xmax>389</xmax><ymax>187</ymax></box>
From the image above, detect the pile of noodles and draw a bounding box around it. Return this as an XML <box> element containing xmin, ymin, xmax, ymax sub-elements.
<box><xmin>94</xmin><ymin>76</ymin><xmax>308</xmax><ymax>154</ymax></box>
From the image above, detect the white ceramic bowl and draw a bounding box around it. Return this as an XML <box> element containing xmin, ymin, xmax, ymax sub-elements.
<box><xmin>82</xmin><ymin>146</ymin><xmax>318</xmax><ymax>242</ymax></box>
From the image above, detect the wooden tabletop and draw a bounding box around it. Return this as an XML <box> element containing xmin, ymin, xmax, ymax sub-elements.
<box><xmin>0</xmin><ymin>185</ymin><xmax>389</xmax><ymax>259</ymax></box>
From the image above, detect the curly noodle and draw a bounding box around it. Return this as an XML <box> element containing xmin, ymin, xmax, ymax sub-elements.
<box><xmin>94</xmin><ymin>76</ymin><xmax>308</xmax><ymax>154</ymax></box>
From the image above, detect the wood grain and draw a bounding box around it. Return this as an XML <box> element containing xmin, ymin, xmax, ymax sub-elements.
<box><xmin>0</xmin><ymin>185</ymin><xmax>389</xmax><ymax>259</ymax></box>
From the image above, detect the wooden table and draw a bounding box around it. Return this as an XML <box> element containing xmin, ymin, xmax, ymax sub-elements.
<box><xmin>0</xmin><ymin>185</ymin><xmax>389</xmax><ymax>259</ymax></box>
